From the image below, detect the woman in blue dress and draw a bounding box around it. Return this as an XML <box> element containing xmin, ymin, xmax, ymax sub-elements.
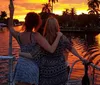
<box><xmin>20</xmin><ymin>16</ymin><xmax>87</xmax><ymax>85</ymax></box>
<box><xmin>8</xmin><ymin>1</ymin><xmax>62</xmax><ymax>85</ymax></box>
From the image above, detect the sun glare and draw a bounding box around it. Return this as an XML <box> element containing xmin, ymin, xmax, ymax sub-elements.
<box><xmin>12</xmin><ymin>0</ymin><xmax>89</xmax><ymax>21</ymax></box>
<box><xmin>96</xmin><ymin>34</ymin><xmax>100</xmax><ymax>47</ymax></box>
<box><xmin>53</xmin><ymin>10</ymin><xmax>63</xmax><ymax>15</ymax></box>
<box><xmin>14</xmin><ymin>15</ymin><xmax>26</xmax><ymax>22</ymax></box>
<box><xmin>15</xmin><ymin>9</ymin><xmax>89</xmax><ymax>21</ymax></box>
<box><xmin>76</xmin><ymin>10</ymin><xmax>88</xmax><ymax>15</ymax></box>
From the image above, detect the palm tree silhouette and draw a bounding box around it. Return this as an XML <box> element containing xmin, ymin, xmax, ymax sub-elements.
<box><xmin>63</xmin><ymin>8</ymin><xmax>69</xmax><ymax>15</ymax></box>
<box><xmin>70</xmin><ymin>8</ymin><xmax>76</xmax><ymax>18</ymax></box>
<box><xmin>88</xmin><ymin>10</ymin><xmax>95</xmax><ymax>14</ymax></box>
<box><xmin>70</xmin><ymin>8</ymin><xmax>76</xmax><ymax>27</ymax></box>
<box><xmin>49</xmin><ymin>0</ymin><xmax>58</xmax><ymax>12</ymax></box>
<box><xmin>88</xmin><ymin>0</ymin><xmax>100</xmax><ymax>15</ymax></box>
<box><xmin>42</xmin><ymin>3</ymin><xmax>51</xmax><ymax>13</ymax></box>
<box><xmin>0</xmin><ymin>11</ymin><xmax>7</xmax><ymax>20</ymax></box>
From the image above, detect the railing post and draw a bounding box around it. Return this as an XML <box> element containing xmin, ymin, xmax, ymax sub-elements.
<box><xmin>8</xmin><ymin>0</ymin><xmax>13</xmax><ymax>83</ymax></box>
<box><xmin>0</xmin><ymin>56</ymin><xmax>14</xmax><ymax>85</ymax></box>
<box><xmin>8</xmin><ymin>57</ymin><xmax>13</xmax><ymax>85</ymax></box>
<box><xmin>8</xmin><ymin>33</ymin><xmax>12</xmax><ymax>56</ymax></box>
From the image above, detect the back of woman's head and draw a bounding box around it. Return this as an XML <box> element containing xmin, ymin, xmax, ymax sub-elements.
<box><xmin>24</xmin><ymin>12</ymin><xmax>41</xmax><ymax>32</ymax></box>
<box><xmin>43</xmin><ymin>16</ymin><xmax>60</xmax><ymax>44</ymax></box>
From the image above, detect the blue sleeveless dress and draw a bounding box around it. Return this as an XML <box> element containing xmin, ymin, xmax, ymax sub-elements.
<box><xmin>39</xmin><ymin>35</ymin><xmax>72</xmax><ymax>85</ymax></box>
<box><xmin>14</xmin><ymin>33</ymin><xmax>39</xmax><ymax>85</ymax></box>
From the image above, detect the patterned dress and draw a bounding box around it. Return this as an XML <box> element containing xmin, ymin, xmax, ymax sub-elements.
<box><xmin>39</xmin><ymin>35</ymin><xmax>72</xmax><ymax>85</ymax></box>
<box><xmin>14</xmin><ymin>33</ymin><xmax>40</xmax><ymax>85</ymax></box>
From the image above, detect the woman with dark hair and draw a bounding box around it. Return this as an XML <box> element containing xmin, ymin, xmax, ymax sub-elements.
<box><xmin>9</xmin><ymin>1</ymin><xmax>62</xmax><ymax>85</ymax></box>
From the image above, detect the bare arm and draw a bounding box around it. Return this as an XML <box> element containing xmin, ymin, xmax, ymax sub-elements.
<box><xmin>62</xmin><ymin>35</ymin><xmax>86</xmax><ymax>62</ymax></box>
<box><xmin>19</xmin><ymin>52</ymin><xmax>32</xmax><ymax>59</ymax></box>
<box><xmin>35</xmin><ymin>32</ymin><xmax>62</xmax><ymax>53</ymax></box>
<box><xmin>19</xmin><ymin>32</ymin><xmax>62</xmax><ymax>58</ymax></box>
<box><xmin>8</xmin><ymin>0</ymin><xmax>18</xmax><ymax>39</ymax></box>
<box><xmin>68</xmin><ymin>47</ymin><xmax>83</xmax><ymax>60</ymax></box>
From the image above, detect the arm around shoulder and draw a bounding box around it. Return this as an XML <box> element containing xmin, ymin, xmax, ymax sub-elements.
<box><xmin>19</xmin><ymin>52</ymin><xmax>32</xmax><ymax>59</ymax></box>
<box><xmin>34</xmin><ymin>32</ymin><xmax>62</xmax><ymax>53</ymax></box>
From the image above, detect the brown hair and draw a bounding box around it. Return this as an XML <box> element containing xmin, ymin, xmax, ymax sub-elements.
<box><xmin>43</xmin><ymin>16</ymin><xmax>60</xmax><ymax>45</ymax></box>
<box><xmin>22</xmin><ymin>12</ymin><xmax>42</xmax><ymax>32</ymax></box>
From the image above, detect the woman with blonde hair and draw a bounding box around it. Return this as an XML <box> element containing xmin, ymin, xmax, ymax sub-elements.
<box><xmin>43</xmin><ymin>16</ymin><xmax>60</xmax><ymax>44</ymax></box>
<box><xmin>38</xmin><ymin>16</ymin><xmax>86</xmax><ymax>85</ymax></box>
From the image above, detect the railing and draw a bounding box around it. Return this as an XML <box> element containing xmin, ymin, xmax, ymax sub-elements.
<box><xmin>0</xmin><ymin>56</ymin><xmax>100</xmax><ymax>85</ymax></box>
<box><xmin>67</xmin><ymin>59</ymin><xmax>100</xmax><ymax>85</ymax></box>
<box><xmin>0</xmin><ymin>56</ymin><xmax>14</xmax><ymax>85</ymax></box>
<box><xmin>60</xmin><ymin>27</ymin><xmax>100</xmax><ymax>33</ymax></box>
<box><xmin>60</xmin><ymin>27</ymin><xmax>100</xmax><ymax>30</ymax></box>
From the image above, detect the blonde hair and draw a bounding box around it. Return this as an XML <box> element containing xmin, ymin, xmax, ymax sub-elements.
<box><xmin>43</xmin><ymin>16</ymin><xmax>60</xmax><ymax>45</ymax></box>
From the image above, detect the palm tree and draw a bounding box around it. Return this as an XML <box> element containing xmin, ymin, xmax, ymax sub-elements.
<box><xmin>88</xmin><ymin>0</ymin><xmax>100</xmax><ymax>15</ymax></box>
<box><xmin>70</xmin><ymin>8</ymin><xmax>76</xmax><ymax>27</ymax></box>
<box><xmin>42</xmin><ymin>3</ymin><xmax>51</xmax><ymax>13</ymax></box>
<box><xmin>62</xmin><ymin>8</ymin><xmax>69</xmax><ymax>15</ymax></box>
<box><xmin>88</xmin><ymin>10</ymin><xmax>95</xmax><ymax>14</ymax></box>
<box><xmin>49</xmin><ymin>0</ymin><xmax>58</xmax><ymax>12</ymax></box>
<box><xmin>0</xmin><ymin>11</ymin><xmax>7</xmax><ymax>20</ymax></box>
<box><xmin>70</xmin><ymin>8</ymin><xmax>76</xmax><ymax>18</ymax></box>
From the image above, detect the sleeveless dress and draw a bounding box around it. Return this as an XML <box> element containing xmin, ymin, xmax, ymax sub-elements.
<box><xmin>39</xmin><ymin>35</ymin><xmax>72</xmax><ymax>85</ymax></box>
<box><xmin>14</xmin><ymin>32</ymin><xmax>40</xmax><ymax>85</ymax></box>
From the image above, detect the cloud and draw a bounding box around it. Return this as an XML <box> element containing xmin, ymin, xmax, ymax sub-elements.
<box><xmin>59</xmin><ymin>0</ymin><xmax>87</xmax><ymax>4</ymax></box>
<box><xmin>0</xmin><ymin>0</ymin><xmax>89</xmax><ymax>21</ymax></box>
<box><xmin>0</xmin><ymin>1</ymin><xmax>8</xmax><ymax>10</ymax></box>
<box><xmin>53</xmin><ymin>2</ymin><xmax>88</xmax><ymax>12</ymax></box>
<box><xmin>15</xmin><ymin>3</ymin><xmax>42</xmax><ymax>10</ymax></box>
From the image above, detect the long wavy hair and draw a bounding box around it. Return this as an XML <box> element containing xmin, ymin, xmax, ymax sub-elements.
<box><xmin>43</xmin><ymin>16</ymin><xmax>60</xmax><ymax>45</ymax></box>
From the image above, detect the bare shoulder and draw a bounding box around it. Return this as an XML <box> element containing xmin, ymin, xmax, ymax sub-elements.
<box><xmin>13</xmin><ymin>31</ymin><xmax>19</xmax><ymax>39</ymax></box>
<box><xmin>34</xmin><ymin>32</ymin><xmax>43</xmax><ymax>38</ymax></box>
<box><xmin>62</xmin><ymin>35</ymin><xmax>67</xmax><ymax>39</ymax></box>
<box><xmin>33</xmin><ymin>32</ymin><xmax>44</xmax><ymax>41</ymax></box>
<box><xmin>34</xmin><ymin>32</ymin><xmax>40</xmax><ymax>35</ymax></box>
<box><xmin>62</xmin><ymin>35</ymin><xmax>70</xmax><ymax>42</ymax></box>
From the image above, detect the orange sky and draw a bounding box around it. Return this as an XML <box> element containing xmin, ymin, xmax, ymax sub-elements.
<box><xmin>1</xmin><ymin>0</ymin><xmax>88</xmax><ymax>21</ymax></box>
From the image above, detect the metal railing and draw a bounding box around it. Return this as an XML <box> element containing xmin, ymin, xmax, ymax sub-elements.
<box><xmin>67</xmin><ymin>59</ymin><xmax>100</xmax><ymax>85</ymax></box>
<box><xmin>0</xmin><ymin>56</ymin><xmax>100</xmax><ymax>85</ymax></box>
<box><xmin>0</xmin><ymin>56</ymin><xmax>14</xmax><ymax>85</ymax></box>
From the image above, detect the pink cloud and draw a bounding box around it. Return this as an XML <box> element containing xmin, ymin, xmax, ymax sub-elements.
<box><xmin>59</xmin><ymin>0</ymin><xmax>87</xmax><ymax>4</ymax></box>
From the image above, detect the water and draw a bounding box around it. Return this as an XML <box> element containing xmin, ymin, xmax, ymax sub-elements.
<box><xmin>0</xmin><ymin>26</ymin><xmax>100</xmax><ymax>84</ymax></box>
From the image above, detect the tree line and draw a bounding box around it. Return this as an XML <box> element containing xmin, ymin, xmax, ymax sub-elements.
<box><xmin>0</xmin><ymin>11</ymin><xmax>19</xmax><ymax>26</ymax></box>
<box><xmin>39</xmin><ymin>0</ymin><xmax>100</xmax><ymax>30</ymax></box>
<box><xmin>0</xmin><ymin>0</ymin><xmax>100</xmax><ymax>29</ymax></box>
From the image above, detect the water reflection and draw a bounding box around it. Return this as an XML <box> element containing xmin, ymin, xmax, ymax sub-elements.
<box><xmin>65</xmin><ymin>32</ymin><xmax>100</xmax><ymax>84</ymax></box>
<box><xmin>95</xmin><ymin>34</ymin><xmax>100</xmax><ymax>47</ymax></box>
<box><xmin>0</xmin><ymin>27</ymin><xmax>100</xmax><ymax>84</ymax></box>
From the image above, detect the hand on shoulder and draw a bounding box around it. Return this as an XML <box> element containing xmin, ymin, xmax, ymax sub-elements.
<box><xmin>57</xmin><ymin>32</ymin><xmax>63</xmax><ymax>37</ymax></box>
<box><xmin>34</xmin><ymin>32</ymin><xmax>42</xmax><ymax>37</ymax></box>
<box><xmin>34</xmin><ymin>32</ymin><xmax>44</xmax><ymax>42</ymax></box>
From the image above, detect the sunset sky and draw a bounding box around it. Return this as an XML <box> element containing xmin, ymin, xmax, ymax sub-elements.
<box><xmin>1</xmin><ymin>0</ymin><xmax>89</xmax><ymax>21</ymax></box>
